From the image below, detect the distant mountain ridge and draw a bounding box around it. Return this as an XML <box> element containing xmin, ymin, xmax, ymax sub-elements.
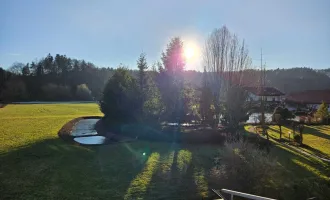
<box><xmin>181</xmin><ymin>67</ymin><xmax>330</xmax><ymax>94</ymax></box>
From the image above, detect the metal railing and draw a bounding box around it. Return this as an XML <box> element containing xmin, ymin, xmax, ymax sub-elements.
<box><xmin>212</xmin><ymin>189</ymin><xmax>276</xmax><ymax>200</ymax></box>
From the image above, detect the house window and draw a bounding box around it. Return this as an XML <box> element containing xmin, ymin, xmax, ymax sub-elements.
<box><xmin>272</xmin><ymin>97</ymin><xmax>276</xmax><ymax>101</ymax></box>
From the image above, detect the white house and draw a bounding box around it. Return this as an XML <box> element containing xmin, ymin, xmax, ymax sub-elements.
<box><xmin>245</xmin><ymin>87</ymin><xmax>285</xmax><ymax>102</ymax></box>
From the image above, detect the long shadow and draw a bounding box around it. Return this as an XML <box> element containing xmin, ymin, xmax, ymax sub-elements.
<box><xmin>141</xmin><ymin>143</ymin><xmax>219</xmax><ymax>200</ymax></box>
<box><xmin>269</xmin><ymin>144</ymin><xmax>330</xmax><ymax>199</ymax></box>
<box><xmin>269</xmin><ymin>126</ymin><xmax>281</xmax><ymax>133</ymax></box>
<box><xmin>303</xmin><ymin>126</ymin><xmax>330</xmax><ymax>140</ymax></box>
<box><xmin>301</xmin><ymin>144</ymin><xmax>330</xmax><ymax>159</ymax></box>
<box><xmin>0</xmin><ymin>138</ymin><xmax>148</xmax><ymax>199</ymax></box>
<box><xmin>311</xmin><ymin>126</ymin><xmax>330</xmax><ymax>132</ymax></box>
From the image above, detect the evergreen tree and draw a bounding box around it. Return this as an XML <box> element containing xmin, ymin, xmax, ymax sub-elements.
<box><xmin>143</xmin><ymin>74</ymin><xmax>164</xmax><ymax>122</ymax></box>
<box><xmin>22</xmin><ymin>63</ymin><xmax>30</xmax><ymax>76</ymax></box>
<box><xmin>159</xmin><ymin>37</ymin><xmax>186</xmax><ymax>123</ymax></box>
<box><xmin>316</xmin><ymin>102</ymin><xmax>329</xmax><ymax>124</ymax></box>
<box><xmin>137</xmin><ymin>53</ymin><xmax>148</xmax><ymax>95</ymax></box>
<box><xmin>44</xmin><ymin>53</ymin><xmax>55</xmax><ymax>74</ymax></box>
<box><xmin>200</xmin><ymin>67</ymin><xmax>213</xmax><ymax>124</ymax></box>
<box><xmin>100</xmin><ymin>68</ymin><xmax>141</xmax><ymax>123</ymax></box>
<box><xmin>161</xmin><ymin>37</ymin><xmax>185</xmax><ymax>73</ymax></box>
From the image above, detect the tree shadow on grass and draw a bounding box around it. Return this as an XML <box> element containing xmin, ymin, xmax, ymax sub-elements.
<box><xmin>269</xmin><ymin>126</ymin><xmax>280</xmax><ymax>133</ymax></box>
<box><xmin>309</xmin><ymin>126</ymin><xmax>330</xmax><ymax>134</ymax></box>
<box><xmin>301</xmin><ymin>144</ymin><xmax>330</xmax><ymax>160</ymax></box>
<box><xmin>269</xmin><ymin>144</ymin><xmax>330</xmax><ymax>199</ymax></box>
<box><xmin>137</xmin><ymin>143</ymin><xmax>219</xmax><ymax>200</ymax></box>
<box><xmin>0</xmin><ymin>138</ymin><xmax>152</xmax><ymax>200</ymax></box>
<box><xmin>244</xmin><ymin>126</ymin><xmax>330</xmax><ymax>199</ymax></box>
<box><xmin>303</xmin><ymin>126</ymin><xmax>330</xmax><ymax>140</ymax></box>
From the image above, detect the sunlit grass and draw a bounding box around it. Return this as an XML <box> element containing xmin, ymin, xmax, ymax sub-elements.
<box><xmin>177</xmin><ymin>149</ymin><xmax>192</xmax><ymax>173</ymax></box>
<box><xmin>292</xmin><ymin>159</ymin><xmax>329</xmax><ymax>181</ymax></box>
<box><xmin>267</xmin><ymin>125</ymin><xmax>330</xmax><ymax>156</ymax></box>
<box><xmin>1</xmin><ymin>104</ymin><xmax>329</xmax><ymax>199</ymax></box>
<box><xmin>0</xmin><ymin>104</ymin><xmax>102</xmax><ymax>153</ymax></box>
<box><xmin>0</xmin><ymin>103</ymin><xmax>102</xmax><ymax>119</ymax></box>
<box><xmin>124</xmin><ymin>152</ymin><xmax>160</xmax><ymax>200</ymax></box>
<box><xmin>194</xmin><ymin>168</ymin><xmax>208</xmax><ymax>198</ymax></box>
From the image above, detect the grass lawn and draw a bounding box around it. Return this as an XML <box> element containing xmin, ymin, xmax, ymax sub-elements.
<box><xmin>0</xmin><ymin>104</ymin><xmax>218</xmax><ymax>199</ymax></box>
<box><xmin>266</xmin><ymin>125</ymin><xmax>330</xmax><ymax>157</ymax></box>
<box><xmin>1</xmin><ymin>104</ymin><xmax>330</xmax><ymax>199</ymax></box>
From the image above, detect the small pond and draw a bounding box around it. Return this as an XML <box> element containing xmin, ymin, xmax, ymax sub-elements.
<box><xmin>70</xmin><ymin>118</ymin><xmax>106</xmax><ymax>145</ymax></box>
<box><xmin>73</xmin><ymin>136</ymin><xmax>107</xmax><ymax>145</ymax></box>
<box><xmin>71</xmin><ymin>119</ymin><xmax>99</xmax><ymax>137</ymax></box>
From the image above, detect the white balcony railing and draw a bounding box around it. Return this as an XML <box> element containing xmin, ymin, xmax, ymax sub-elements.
<box><xmin>212</xmin><ymin>189</ymin><xmax>276</xmax><ymax>200</ymax></box>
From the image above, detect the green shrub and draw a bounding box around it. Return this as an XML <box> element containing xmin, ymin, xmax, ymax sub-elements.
<box><xmin>121</xmin><ymin>123</ymin><xmax>171</xmax><ymax>142</ymax></box>
<box><xmin>118</xmin><ymin>123</ymin><xmax>226</xmax><ymax>144</ymax></box>
<box><xmin>178</xmin><ymin>129</ymin><xmax>226</xmax><ymax>144</ymax></box>
<box><xmin>279</xmin><ymin>178</ymin><xmax>330</xmax><ymax>200</ymax></box>
<box><xmin>210</xmin><ymin>141</ymin><xmax>280</xmax><ymax>197</ymax></box>
<box><xmin>76</xmin><ymin>84</ymin><xmax>93</xmax><ymax>100</ymax></box>
<box><xmin>293</xmin><ymin>133</ymin><xmax>302</xmax><ymax>143</ymax></box>
<box><xmin>100</xmin><ymin>68</ymin><xmax>141</xmax><ymax>123</ymax></box>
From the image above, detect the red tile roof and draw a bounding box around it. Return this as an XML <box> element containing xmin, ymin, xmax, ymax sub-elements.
<box><xmin>286</xmin><ymin>90</ymin><xmax>330</xmax><ymax>104</ymax></box>
<box><xmin>220</xmin><ymin>71</ymin><xmax>284</xmax><ymax>96</ymax></box>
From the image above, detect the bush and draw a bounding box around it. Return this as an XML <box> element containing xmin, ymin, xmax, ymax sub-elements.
<box><xmin>99</xmin><ymin>68</ymin><xmax>141</xmax><ymax>123</ymax></box>
<box><xmin>121</xmin><ymin>123</ymin><xmax>171</xmax><ymax>141</ymax></box>
<box><xmin>178</xmin><ymin>129</ymin><xmax>226</xmax><ymax>144</ymax></box>
<box><xmin>76</xmin><ymin>84</ymin><xmax>93</xmax><ymax>100</ymax></box>
<box><xmin>210</xmin><ymin>141</ymin><xmax>280</xmax><ymax>197</ymax></box>
<box><xmin>108</xmin><ymin>123</ymin><xmax>226</xmax><ymax>144</ymax></box>
<box><xmin>273</xmin><ymin>106</ymin><xmax>295</xmax><ymax>122</ymax></box>
<box><xmin>293</xmin><ymin>133</ymin><xmax>302</xmax><ymax>143</ymax></box>
<box><xmin>279</xmin><ymin>178</ymin><xmax>330</xmax><ymax>200</ymax></box>
<box><xmin>41</xmin><ymin>83</ymin><xmax>72</xmax><ymax>101</ymax></box>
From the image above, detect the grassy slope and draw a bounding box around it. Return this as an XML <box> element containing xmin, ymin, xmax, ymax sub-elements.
<box><xmin>0</xmin><ymin>104</ymin><xmax>329</xmax><ymax>199</ymax></box>
<box><xmin>267</xmin><ymin>125</ymin><xmax>330</xmax><ymax>156</ymax></box>
<box><xmin>245</xmin><ymin>126</ymin><xmax>330</xmax><ymax>195</ymax></box>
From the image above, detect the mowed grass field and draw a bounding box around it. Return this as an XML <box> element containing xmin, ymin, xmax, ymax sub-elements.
<box><xmin>0</xmin><ymin>104</ymin><xmax>218</xmax><ymax>199</ymax></box>
<box><xmin>0</xmin><ymin>104</ymin><xmax>103</xmax><ymax>153</ymax></box>
<box><xmin>1</xmin><ymin>104</ymin><xmax>330</xmax><ymax>199</ymax></box>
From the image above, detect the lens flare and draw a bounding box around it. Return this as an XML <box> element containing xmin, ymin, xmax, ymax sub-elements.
<box><xmin>184</xmin><ymin>46</ymin><xmax>195</xmax><ymax>60</ymax></box>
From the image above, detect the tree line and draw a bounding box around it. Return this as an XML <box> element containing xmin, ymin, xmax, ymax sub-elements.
<box><xmin>99</xmin><ymin>26</ymin><xmax>252</xmax><ymax>131</ymax></box>
<box><xmin>0</xmin><ymin>54</ymin><xmax>116</xmax><ymax>101</ymax></box>
<box><xmin>1</xmin><ymin>25</ymin><xmax>329</xmax><ymax>129</ymax></box>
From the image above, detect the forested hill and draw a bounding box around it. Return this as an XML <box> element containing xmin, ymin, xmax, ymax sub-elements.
<box><xmin>265</xmin><ymin>68</ymin><xmax>330</xmax><ymax>93</ymax></box>
<box><xmin>182</xmin><ymin>68</ymin><xmax>330</xmax><ymax>94</ymax></box>
<box><xmin>1</xmin><ymin>53</ymin><xmax>329</xmax><ymax>102</ymax></box>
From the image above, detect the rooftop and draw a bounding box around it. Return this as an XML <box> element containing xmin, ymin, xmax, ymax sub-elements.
<box><xmin>244</xmin><ymin>86</ymin><xmax>285</xmax><ymax>96</ymax></box>
<box><xmin>286</xmin><ymin>90</ymin><xmax>330</xmax><ymax>104</ymax></box>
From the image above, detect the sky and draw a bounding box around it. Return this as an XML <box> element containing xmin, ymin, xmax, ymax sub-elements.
<box><xmin>0</xmin><ymin>0</ymin><xmax>329</xmax><ymax>70</ymax></box>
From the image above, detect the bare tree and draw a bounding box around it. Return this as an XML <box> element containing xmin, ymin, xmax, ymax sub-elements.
<box><xmin>203</xmin><ymin>26</ymin><xmax>253</xmax><ymax>130</ymax></box>
<box><xmin>8</xmin><ymin>62</ymin><xmax>25</xmax><ymax>75</ymax></box>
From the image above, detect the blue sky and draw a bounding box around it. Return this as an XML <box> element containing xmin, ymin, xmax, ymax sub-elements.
<box><xmin>1</xmin><ymin>0</ymin><xmax>329</xmax><ymax>70</ymax></box>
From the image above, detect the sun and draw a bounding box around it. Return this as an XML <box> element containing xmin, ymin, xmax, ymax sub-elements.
<box><xmin>184</xmin><ymin>46</ymin><xmax>195</xmax><ymax>60</ymax></box>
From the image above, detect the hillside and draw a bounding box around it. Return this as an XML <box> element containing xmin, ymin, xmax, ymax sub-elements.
<box><xmin>182</xmin><ymin>68</ymin><xmax>330</xmax><ymax>94</ymax></box>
